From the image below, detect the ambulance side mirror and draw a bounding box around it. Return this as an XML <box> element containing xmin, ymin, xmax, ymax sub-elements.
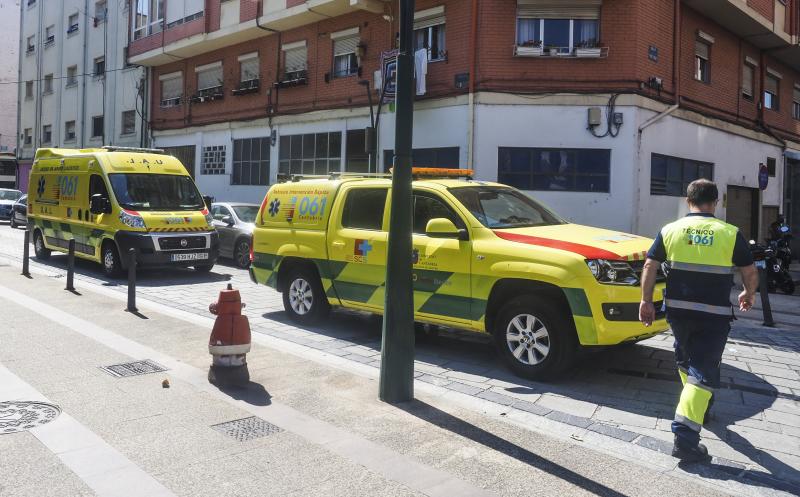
<box><xmin>90</xmin><ymin>194</ymin><xmax>110</xmax><ymax>215</ymax></box>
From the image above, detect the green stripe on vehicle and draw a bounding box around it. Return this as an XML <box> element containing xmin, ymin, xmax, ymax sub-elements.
<box><xmin>562</xmin><ymin>288</ymin><xmax>593</xmax><ymax>317</ymax></box>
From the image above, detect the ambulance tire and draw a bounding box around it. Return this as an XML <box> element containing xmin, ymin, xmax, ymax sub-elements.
<box><xmin>33</xmin><ymin>229</ymin><xmax>51</xmax><ymax>260</ymax></box>
<box><xmin>494</xmin><ymin>296</ymin><xmax>576</xmax><ymax>380</ymax></box>
<box><xmin>101</xmin><ymin>242</ymin><xmax>123</xmax><ymax>278</ymax></box>
<box><xmin>282</xmin><ymin>266</ymin><xmax>330</xmax><ymax>325</ymax></box>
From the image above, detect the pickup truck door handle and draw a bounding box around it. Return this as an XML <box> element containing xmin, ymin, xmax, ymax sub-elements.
<box><xmin>332</xmin><ymin>240</ymin><xmax>346</xmax><ymax>249</ymax></box>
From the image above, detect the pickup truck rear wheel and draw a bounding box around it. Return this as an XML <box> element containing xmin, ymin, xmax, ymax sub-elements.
<box><xmin>494</xmin><ymin>296</ymin><xmax>576</xmax><ymax>380</ymax></box>
<box><xmin>282</xmin><ymin>266</ymin><xmax>330</xmax><ymax>324</ymax></box>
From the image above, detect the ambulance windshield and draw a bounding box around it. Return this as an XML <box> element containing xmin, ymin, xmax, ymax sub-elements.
<box><xmin>449</xmin><ymin>186</ymin><xmax>564</xmax><ymax>229</ymax></box>
<box><xmin>108</xmin><ymin>174</ymin><xmax>205</xmax><ymax>211</ymax></box>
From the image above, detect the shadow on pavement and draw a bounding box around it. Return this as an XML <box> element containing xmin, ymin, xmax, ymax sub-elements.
<box><xmin>217</xmin><ymin>381</ymin><xmax>272</xmax><ymax>406</ymax></box>
<box><xmin>396</xmin><ymin>399</ymin><xmax>629</xmax><ymax>497</ymax></box>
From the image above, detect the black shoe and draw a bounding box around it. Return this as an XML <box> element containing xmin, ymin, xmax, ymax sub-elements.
<box><xmin>704</xmin><ymin>410</ymin><xmax>715</xmax><ymax>425</ymax></box>
<box><xmin>672</xmin><ymin>440</ymin><xmax>712</xmax><ymax>463</ymax></box>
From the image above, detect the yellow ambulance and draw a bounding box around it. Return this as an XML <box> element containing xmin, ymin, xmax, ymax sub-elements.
<box><xmin>250</xmin><ymin>169</ymin><xmax>668</xmax><ymax>379</ymax></box>
<box><xmin>28</xmin><ymin>147</ymin><xmax>219</xmax><ymax>277</ymax></box>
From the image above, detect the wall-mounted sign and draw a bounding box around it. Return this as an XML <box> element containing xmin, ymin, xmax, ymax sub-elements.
<box><xmin>380</xmin><ymin>50</ymin><xmax>398</xmax><ymax>103</ymax></box>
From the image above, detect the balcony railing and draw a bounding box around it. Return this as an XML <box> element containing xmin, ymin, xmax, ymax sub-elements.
<box><xmin>232</xmin><ymin>79</ymin><xmax>260</xmax><ymax>95</ymax></box>
<box><xmin>514</xmin><ymin>45</ymin><xmax>608</xmax><ymax>59</ymax></box>
<box><xmin>276</xmin><ymin>69</ymin><xmax>308</xmax><ymax>88</ymax></box>
<box><xmin>191</xmin><ymin>86</ymin><xmax>224</xmax><ymax>103</ymax></box>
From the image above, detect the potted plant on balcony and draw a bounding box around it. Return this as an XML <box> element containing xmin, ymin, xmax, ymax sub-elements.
<box><xmin>516</xmin><ymin>40</ymin><xmax>542</xmax><ymax>57</ymax></box>
<box><xmin>575</xmin><ymin>39</ymin><xmax>602</xmax><ymax>58</ymax></box>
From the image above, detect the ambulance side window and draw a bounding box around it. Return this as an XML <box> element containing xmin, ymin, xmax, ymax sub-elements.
<box><xmin>89</xmin><ymin>175</ymin><xmax>109</xmax><ymax>201</ymax></box>
<box><xmin>412</xmin><ymin>192</ymin><xmax>464</xmax><ymax>235</ymax></box>
<box><xmin>341</xmin><ymin>188</ymin><xmax>388</xmax><ymax>231</ymax></box>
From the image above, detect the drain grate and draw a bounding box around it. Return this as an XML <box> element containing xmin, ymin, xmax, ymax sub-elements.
<box><xmin>0</xmin><ymin>401</ymin><xmax>61</xmax><ymax>434</ymax></box>
<box><xmin>211</xmin><ymin>416</ymin><xmax>283</xmax><ymax>441</ymax></box>
<box><xmin>100</xmin><ymin>359</ymin><xmax>168</xmax><ymax>378</ymax></box>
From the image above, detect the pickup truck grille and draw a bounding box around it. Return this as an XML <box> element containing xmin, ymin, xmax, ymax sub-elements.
<box><xmin>157</xmin><ymin>235</ymin><xmax>207</xmax><ymax>250</ymax></box>
<box><xmin>628</xmin><ymin>260</ymin><xmax>666</xmax><ymax>283</ymax></box>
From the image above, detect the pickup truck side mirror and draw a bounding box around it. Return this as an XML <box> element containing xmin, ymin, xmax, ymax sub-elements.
<box><xmin>221</xmin><ymin>215</ymin><xmax>234</xmax><ymax>226</ymax></box>
<box><xmin>426</xmin><ymin>218</ymin><xmax>468</xmax><ymax>240</ymax></box>
<box><xmin>89</xmin><ymin>194</ymin><xmax>110</xmax><ymax>215</ymax></box>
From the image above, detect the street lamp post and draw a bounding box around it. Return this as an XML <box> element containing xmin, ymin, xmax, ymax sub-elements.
<box><xmin>358</xmin><ymin>79</ymin><xmax>377</xmax><ymax>173</ymax></box>
<box><xmin>379</xmin><ymin>0</ymin><xmax>416</xmax><ymax>403</ymax></box>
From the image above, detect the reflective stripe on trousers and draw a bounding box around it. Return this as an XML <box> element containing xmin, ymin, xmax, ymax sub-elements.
<box><xmin>665</xmin><ymin>299</ymin><xmax>732</xmax><ymax>316</ymax></box>
<box><xmin>668</xmin><ymin>261</ymin><xmax>734</xmax><ymax>275</ymax></box>
<box><xmin>675</xmin><ymin>376</ymin><xmax>713</xmax><ymax>432</ymax></box>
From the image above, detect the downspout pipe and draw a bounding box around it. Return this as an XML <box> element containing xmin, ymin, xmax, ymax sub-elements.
<box><xmin>466</xmin><ymin>0</ymin><xmax>478</xmax><ymax>169</ymax></box>
<box><xmin>15</xmin><ymin>0</ymin><xmax>23</xmax><ymax>161</ymax></box>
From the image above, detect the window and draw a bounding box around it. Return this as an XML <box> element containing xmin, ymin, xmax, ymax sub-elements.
<box><xmin>211</xmin><ymin>204</ymin><xmax>232</xmax><ymax>221</ymax></box>
<box><xmin>793</xmin><ymin>86</ymin><xmax>800</xmax><ymax>120</ymax></box>
<box><xmin>497</xmin><ymin>147</ymin><xmax>610</xmax><ymax>192</ymax></box>
<box><xmin>414</xmin><ymin>7</ymin><xmax>446</xmax><ymax>61</ymax></box>
<box><xmin>765</xmin><ymin>72</ymin><xmax>780</xmax><ymax>110</ymax></box>
<box><xmin>650</xmin><ymin>153</ymin><xmax>714</xmax><ymax>196</ymax></box>
<box><xmin>95</xmin><ymin>1</ymin><xmax>107</xmax><ymax>23</ymax></box>
<box><xmin>89</xmin><ymin>174</ymin><xmax>109</xmax><ymax>200</ymax></box>
<box><xmin>413</xmin><ymin>192</ymin><xmax>463</xmax><ymax>234</ymax></box>
<box><xmin>42</xmin><ymin>125</ymin><xmax>52</xmax><ymax>144</ymax></box>
<box><xmin>239</xmin><ymin>53</ymin><xmax>259</xmax><ymax>84</ymax></box>
<box><xmin>346</xmin><ymin>129</ymin><xmax>370</xmax><ymax>173</ymax></box>
<box><xmin>196</xmin><ymin>62</ymin><xmax>223</xmax><ymax>92</ymax></box>
<box><xmin>767</xmin><ymin>157</ymin><xmax>777</xmax><ymax>177</ymax></box>
<box><xmin>25</xmin><ymin>81</ymin><xmax>33</xmax><ymax>99</ymax></box>
<box><xmin>43</xmin><ymin>74</ymin><xmax>53</xmax><ymax>94</ymax></box>
<box><xmin>383</xmin><ymin>147</ymin><xmax>459</xmax><ymax>171</ymax></box>
<box><xmin>450</xmin><ymin>186</ymin><xmax>563</xmax><ymax>229</ymax></box>
<box><xmin>23</xmin><ymin>129</ymin><xmax>32</xmax><ymax>146</ymax></box>
<box><xmin>332</xmin><ymin>29</ymin><xmax>359</xmax><ymax>78</ymax></box>
<box><xmin>160</xmin><ymin>72</ymin><xmax>183</xmax><ymax>106</ymax></box>
<box><xmin>65</xmin><ymin>121</ymin><xmax>76</xmax><ymax>141</ymax></box>
<box><xmin>66</xmin><ymin>66</ymin><xmax>78</xmax><ymax>86</ymax></box>
<box><xmin>232</xmin><ymin>137</ymin><xmax>270</xmax><ymax>186</ymax></box>
<box><xmin>45</xmin><ymin>25</ymin><xmax>55</xmax><ymax>45</ymax></box>
<box><xmin>695</xmin><ymin>40</ymin><xmax>710</xmax><ymax>83</ymax></box>
<box><xmin>165</xmin><ymin>0</ymin><xmax>204</xmax><ymax>28</ymax></box>
<box><xmin>121</xmin><ymin>110</ymin><xmax>136</xmax><ymax>135</ymax></box>
<box><xmin>91</xmin><ymin>115</ymin><xmax>104</xmax><ymax>138</ymax></box>
<box><xmin>742</xmin><ymin>61</ymin><xmax>755</xmax><ymax>100</ymax></box>
<box><xmin>162</xmin><ymin>145</ymin><xmax>196</xmax><ymax>177</ymax></box>
<box><xmin>132</xmin><ymin>0</ymin><xmax>164</xmax><ymax>39</ymax></box>
<box><xmin>279</xmin><ymin>132</ymin><xmax>342</xmax><ymax>175</ymax></box>
<box><xmin>282</xmin><ymin>41</ymin><xmax>307</xmax><ymax>79</ymax></box>
<box><xmin>201</xmin><ymin>145</ymin><xmax>226</xmax><ymax>175</ymax></box>
<box><xmin>26</xmin><ymin>35</ymin><xmax>35</xmax><ymax>54</ymax></box>
<box><xmin>515</xmin><ymin>1</ymin><xmax>600</xmax><ymax>54</ymax></box>
<box><xmin>93</xmin><ymin>56</ymin><xmax>105</xmax><ymax>77</ymax></box>
<box><xmin>68</xmin><ymin>13</ymin><xmax>79</xmax><ymax>34</ymax></box>
<box><xmin>341</xmin><ymin>188</ymin><xmax>388</xmax><ymax>230</ymax></box>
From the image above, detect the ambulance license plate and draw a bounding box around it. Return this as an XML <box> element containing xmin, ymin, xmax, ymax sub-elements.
<box><xmin>171</xmin><ymin>253</ymin><xmax>208</xmax><ymax>262</ymax></box>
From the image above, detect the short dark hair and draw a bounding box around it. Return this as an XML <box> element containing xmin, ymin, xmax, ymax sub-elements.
<box><xmin>686</xmin><ymin>179</ymin><xmax>718</xmax><ymax>206</ymax></box>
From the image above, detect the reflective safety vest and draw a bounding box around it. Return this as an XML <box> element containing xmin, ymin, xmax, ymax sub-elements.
<box><xmin>661</xmin><ymin>215</ymin><xmax>739</xmax><ymax>320</ymax></box>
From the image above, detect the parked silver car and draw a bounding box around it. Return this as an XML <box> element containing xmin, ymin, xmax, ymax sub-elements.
<box><xmin>0</xmin><ymin>188</ymin><xmax>22</xmax><ymax>221</ymax></box>
<box><xmin>210</xmin><ymin>202</ymin><xmax>259</xmax><ymax>269</ymax></box>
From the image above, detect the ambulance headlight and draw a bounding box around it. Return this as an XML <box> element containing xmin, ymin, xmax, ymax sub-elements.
<box><xmin>585</xmin><ymin>259</ymin><xmax>639</xmax><ymax>285</ymax></box>
<box><xmin>119</xmin><ymin>209</ymin><xmax>146</xmax><ymax>229</ymax></box>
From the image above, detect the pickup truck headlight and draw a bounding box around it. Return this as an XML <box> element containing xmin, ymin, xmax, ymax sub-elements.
<box><xmin>586</xmin><ymin>259</ymin><xmax>639</xmax><ymax>285</ymax></box>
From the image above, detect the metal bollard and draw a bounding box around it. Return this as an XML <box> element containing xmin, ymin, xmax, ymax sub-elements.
<box><xmin>21</xmin><ymin>229</ymin><xmax>30</xmax><ymax>277</ymax></box>
<box><xmin>65</xmin><ymin>239</ymin><xmax>75</xmax><ymax>291</ymax></box>
<box><xmin>757</xmin><ymin>265</ymin><xmax>775</xmax><ymax>327</ymax></box>
<box><xmin>126</xmin><ymin>248</ymin><xmax>137</xmax><ymax>313</ymax></box>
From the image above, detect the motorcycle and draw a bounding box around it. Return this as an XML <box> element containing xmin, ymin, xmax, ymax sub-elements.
<box><xmin>749</xmin><ymin>240</ymin><xmax>796</xmax><ymax>295</ymax></box>
<box><xmin>767</xmin><ymin>220</ymin><xmax>793</xmax><ymax>269</ymax></box>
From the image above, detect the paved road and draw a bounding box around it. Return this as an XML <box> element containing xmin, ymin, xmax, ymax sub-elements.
<box><xmin>1</xmin><ymin>222</ymin><xmax>799</xmax><ymax>495</ymax></box>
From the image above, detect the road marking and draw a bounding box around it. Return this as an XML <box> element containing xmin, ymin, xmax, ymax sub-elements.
<box><xmin>0</xmin><ymin>365</ymin><xmax>177</xmax><ymax>497</ymax></box>
<box><xmin>0</xmin><ymin>283</ymin><xmax>496</xmax><ymax>497</ymax></box>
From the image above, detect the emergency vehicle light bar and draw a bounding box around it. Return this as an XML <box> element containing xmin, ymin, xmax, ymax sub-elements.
<box><xmin>102</xmin><ymin>146</ymin><xmax>166</xmax><ymax>154</ymax></box>
<box><xmin>410</xmin><ymin>168</ymin><xmax>474</xmax><ymax>179</ymax></box>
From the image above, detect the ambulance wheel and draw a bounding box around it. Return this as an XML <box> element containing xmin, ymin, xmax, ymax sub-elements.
<box><xmin>101</xmin><ymin>242</ymin><xmax>123</xmax><ymax>278</ymax></box>
<box><xmin>33</xmin><ymin>229</ymin><xmax>51</xmax><ymax>260</ymax></box>
<box><xmin>494</xmin><ymin>296</ymin><xmax>576</xmax><ymax>380</ymax></box>
<box><xmin>283</xmin><ymin>266</ymin><xmax>330</xmax><ymax>324</ymax></box>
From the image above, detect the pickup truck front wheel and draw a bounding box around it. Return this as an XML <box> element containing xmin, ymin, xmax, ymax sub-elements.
<box><xmin>282</xmin><ymin>266</ymin><xmax>330</xmax><ymax>324</ymax></box>
<box><xmin>494</xmin><ymin>296</ymin><xmax>576</xmax><ymax>380</ymax></box>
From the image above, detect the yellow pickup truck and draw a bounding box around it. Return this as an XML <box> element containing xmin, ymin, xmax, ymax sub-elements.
<box><xmin>250</xmin><ymin>170</ymin><xmax>667</xmax><ymax>378</ymax></box>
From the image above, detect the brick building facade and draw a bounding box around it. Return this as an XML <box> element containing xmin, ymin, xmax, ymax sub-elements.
<box><xmin>128</xmin><ymin>0</ymin><xmax>800</xmax><ymax>241</ymax></box>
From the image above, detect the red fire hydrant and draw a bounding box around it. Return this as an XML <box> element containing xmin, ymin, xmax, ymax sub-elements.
<box><xmin>208</xmin><ymin>284</ymin><xmax>251</xmax><ymax>386</ymax></box>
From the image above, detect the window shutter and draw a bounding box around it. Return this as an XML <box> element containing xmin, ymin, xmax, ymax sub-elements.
<box><xmin>240</xmin><ymin>58</ymin><xmax>259</xmax><ymax>81</ymax></box>
<box><xmin>742</xmin><ymin>64</ymin><xmax>753</xmax><ymax>96</ymax></box>
<box><xmin>198</xmin><ymin>66</ymin><xmax>223</xmax><ymax>90</ymax></box>
<box><xmin>695</xmin><ymin>40</ymin><xmax>709</xmax><ymax>59</ymax></box>
<box><xmin>414</xmin><ymin>6</ymin><xmax>445</xmax><ymax>30</ymax></box>
<box><xmin>334</xmin><ymin>36</ymin><xmax>359</xmax><ymax>57</ymax></box>
<box><xmin>284</xmin><ymin>46</ymin><xmax>307</xmax><ymax>72</ymax></box>
<box><xmin>165</xmin><ymin>0</ymin><xmax>185</xmax><ymax>24</ymax></box>
<box><xmin>766</xmin><ymin>75</ymin><xmax>778</xmax><ymax>94</ymax></box>
<box><xmin>161</xmin><ymin>76</ymin><xmax>183</xmax><ymax>99</ymax></box>
<box><xmin>516</xmin><ymin>0</ymin><xmax>601</xmax><ymax>19</ymax></box>
<box><xmin>793</xmin><ymin>86</ymin><xmax>800</xmax><ymax>104</ymax></box>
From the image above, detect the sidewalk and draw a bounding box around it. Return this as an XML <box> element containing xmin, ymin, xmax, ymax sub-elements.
<box><xmin>0</xmin><ymin>265</ymin><xmax>737</xmax><ymax>497</ymax></box>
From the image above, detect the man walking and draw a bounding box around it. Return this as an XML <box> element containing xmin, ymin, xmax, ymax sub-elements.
<box><xmin>639</xmin><ymin>179</ymin><xmax>758</xmax><ymax>462</ymax></box>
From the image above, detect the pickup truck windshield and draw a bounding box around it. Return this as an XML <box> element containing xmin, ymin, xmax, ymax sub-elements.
<box><xmin>449</xmin><ymin>186</ymin><xmax>565</xmax><ymax>229</ymax></box>
<box><xmin>108</xmin><ymin>174</ymin><xmax>204</xmax><ymax>211</ymax></box>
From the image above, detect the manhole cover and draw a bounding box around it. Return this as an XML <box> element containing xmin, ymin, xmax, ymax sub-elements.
<box><xmin>0</xmin><ymin>401</ymin><xmax>61</xmax><ymax>434</ymax></box>
<box><xmin>100</xmin><ymin>359</ymin><xmax>168</xmax><ymax>378</ymax></box>
<box><xmin>211</xmin><ymin>416</ymin><xmax>282</xmax><ymax>441</ymax></box>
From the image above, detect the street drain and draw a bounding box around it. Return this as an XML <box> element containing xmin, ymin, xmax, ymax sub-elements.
<box><xmin>100</xmin><ymin>359</ymin><xmax>168</xmax><ymax>378</ymax></box>
<box><xmin>0</xmin><ymin>401</ymin><xmax>61</xmax><ymax>434</ymax></box>
<box><xmin>211</xmin><ymin>416</ymin><xmax>283</xmax><ymax>441</ymax></box>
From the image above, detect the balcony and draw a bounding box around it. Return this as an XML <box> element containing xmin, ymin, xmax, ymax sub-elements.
<box><xmin>276</xmin><ymin>69</ymin><xmax>308</xmax><ymax>88</ymax></box>
<box><xmin>191</xmin><ymin>86</ymin><xmax>225</xmax><ymax>103</ymax></box>
<box><xmin>129</xmin><ymin>0</ymin><xmax>387</xmax><ymax>67</ymax></box>
<box><xmin>232</xmin><ymin>79</ymin><xmax>260</xmax><ymax>95</ymax></box>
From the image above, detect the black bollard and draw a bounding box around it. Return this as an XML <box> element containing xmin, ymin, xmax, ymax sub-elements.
<box><xmin>126</xmin><ymin>248</ymin><xmax>137</xmax><ymax>313</ymax></box>
<box><xmin>21</xmin><ymin>229</ymin><xmax>30</xmax><ymax>277</ymax></box>
<box><xmin>757</xmin><ymin>265</ymin><xmax>775</xmax><ymax>327</ymax></box>
<box><xmin>65</xmin><ymin>239</ymin><xmax>75</xmax><ymax>291</ymax></box>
